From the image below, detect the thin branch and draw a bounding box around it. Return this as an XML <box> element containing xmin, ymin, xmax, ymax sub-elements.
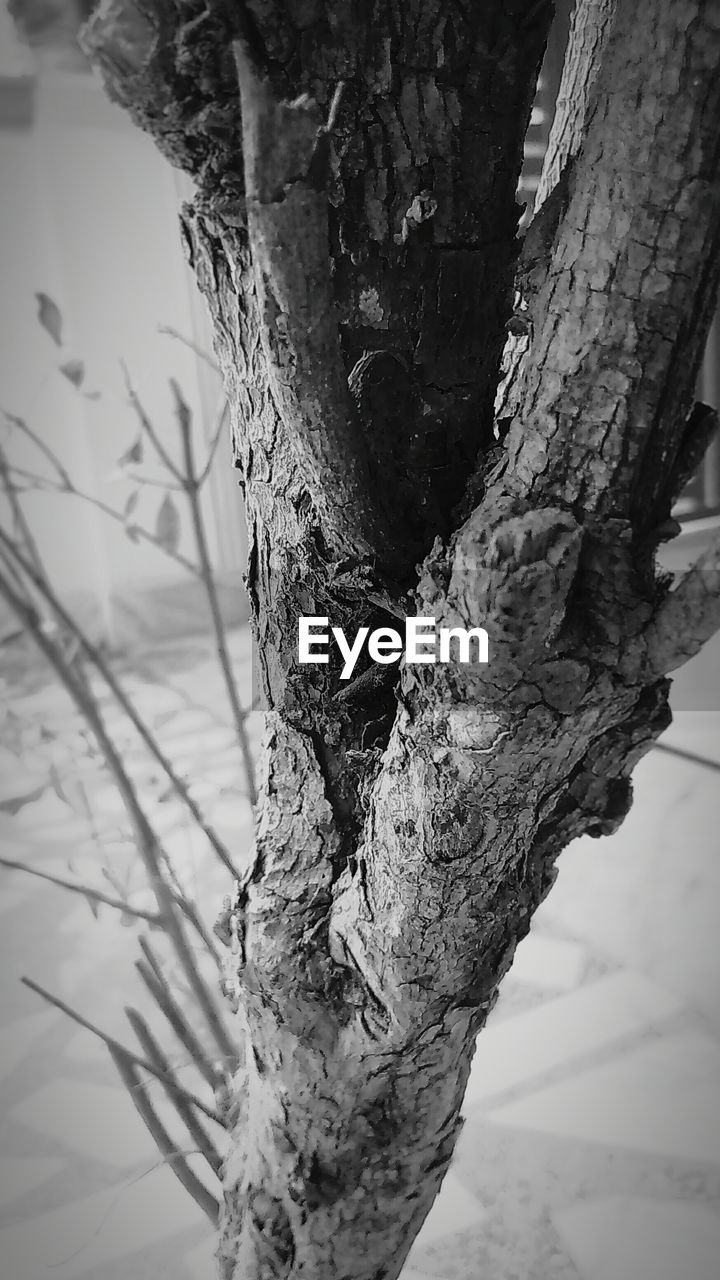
<box><xmin>121</xmin><ymin>362</ymin><xmax>183</xmax><ymax>483</ymax></box>
<box><xmin>121</xmin><ymin>471</ymin><xmax>185</xmax><ymax>492</ymax></box>
<box><xmin>0</xmin><ymin>565</ymin><xmax>237</xmax><ymax>1064</ymax></box>
<box><xmin>171</xmin><ymin>379</ymin><xmax>257</xmax><ymax>807</ymax></box>
<box><xmin>4</xmin><ymin>466</ymin><xmax>64</xmax><ymax>493</ymax></box>
<box><xmin>654</xmin><ymin>740</ymin><xmax>720</xmax><ymax>773</ymax></box>
<box><xmin>0</xmin><ymin>557</ymin><xmax>227</xmax><ymax>1050</ymax></box>
<box><xmin>0</xmin><ymin>446</ymin><xmax>47</xmax><ymax>584</ymax></box>
<box><xmin>21</xmin><ymin>976</ymin><xmax>222</xmax><ymax>1125</ymax></box>
<box><xmin>175</xmin><ymin>897</ymin><xmax>225</xmax><ymax>968</ymax></box>
<box><xmin>0</xmin><ymin>856</ymin><xmax>162</xmax><ymax>923</ymax></box>
<box><xmin>151</xmin><ymin>834</ymin><xmax>224</xmax><ymax>970</ymax></box>
<box><xmin>157</xmin><ymin>325</ymin><xmax>221</xmax><ymax>374</ymax></box>
<box><xmin>2</xmin><ymin>409</ymin><xmax>73</xmax><ymax>488</ymax></box>
<box><xmin>0</xmin><ymin>537</ymin><xmax>34</xmax><ymax>607</ymax></box>
<box><xmin>7</xmin><ymin>463</ymin><xmax>199</xmax><ymax>576</ymax></box>
<box><xmin>0</xmin><ymin>527</ymin><xmax>238</xmax><ymax>879</ymax></box>
<box><xmin>136</xmin><ymin>944</ymin><xmax>222</xmax><ymax>1090</ymax></box>
<box><xmin>125</xmin><ymin>1005</ymin><xmax>224</xmax><ymax>1177</ymax></box>
<box><xmin>108</xmin><ymin>1044</ymin><xmax>220</xmax><ymax>1224</ymax></box>
<box><xmin>138</xmin><ymin>935</ymin><xmax>165</xmax><ymax>983</ymax></box>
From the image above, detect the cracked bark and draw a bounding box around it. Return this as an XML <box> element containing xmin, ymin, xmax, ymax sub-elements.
<box><xmin>81</xmin><ymin>1</ymin><xmax>720</xmax><ymax>1277</ymax></box>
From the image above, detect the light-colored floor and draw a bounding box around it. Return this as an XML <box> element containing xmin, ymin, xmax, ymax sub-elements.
<box><xmin>0</xmin><ymin>627</ymin><xmax>718</xmax><ymax>1280</ymax></box>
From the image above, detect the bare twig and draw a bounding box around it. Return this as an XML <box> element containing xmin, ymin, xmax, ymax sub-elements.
<box><xmin>0</xmin><ymin>528</ymin><xmax>237</xmax><ymax>879</ymax></box>
<box><xmin>0</xmin><ymin>566</ymin><xmax>236</xmax><ymax>1064</ymax></box>
<box><xmin>158</xmin><ymin>325</ymin><xmax>221</xmax><ymax>374</ymax></box>
<box><xmin>121</xmin><ymin>470</ymin><xmax>185</xmax><ymax>492</ymax></box>
<box><xmin>175</xmin><ymin>897</ymin><xmax>225</xmax><ymax>968</ymax></box>
<box><xmin>654</xmin><ymin>740</ymin><xmax>720</xmax><ymax>773</ymax></box>
<box><xmin>0</xmin><ymin>445</ymin><xmax>47</xmax><ymax>584</ymax></box>
<box><xmin>138</xmin><ymin>935</ymin><xmax>165</xmax><ymax>983</ymax></box>
<box><xmin>171</xmin><ymin>379</ymin><xmax>257</xmax><ymax>806</ymax></box>
<box><xmin>125</xmin><ymin>1005</ymin><xmax>224</xmax><ymax>1177</ymax></box>
<box><xmin>6</xmin><ymin>464</ymin><xmax>199</xmax><ymax>576</ymax></box>
<box><xmin>0</xmin><ymin>855</ymin><xmax>162</xmax><ymax>923</ymax></box>
<box><xmin>108</xmin><ymin>1044</ymin><xmax>220</xmax><ymax>1224</ymax></box>
<box><xmin>2</xmin><ymin>409</ymin><xmax>73</xmax><ymax>489</ymax></box>
<box><xmin>121</xmin><ymin>362</ymin><xmax>183</xmax><ymax>483</ymax></box>
<box><xmin>137</xmin><ymin>943</ymin><xmax>221</xmax><ymax>1090</ymax></box>
<box><xmin>21</xmin><ymin>976</ymin><xmax>222</xmax><ymax>1125</ymax></box>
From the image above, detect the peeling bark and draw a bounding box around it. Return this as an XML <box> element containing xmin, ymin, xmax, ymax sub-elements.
<box><xmin>82</xmin><ymin>1</ymin><xmax>720</xmax><ymax>1277</ymax></box>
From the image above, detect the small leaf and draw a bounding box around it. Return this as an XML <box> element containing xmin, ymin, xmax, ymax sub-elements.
<box><xmin>117</xmin><ymin>437</ymin><xmax>143</xmax><ymax>467</ymax></box>
<box><xmin>59</xmin><ymin>358</ymin><xmax>85</xmax><ymax>388</ymax></box>
<box><xmin>123</xmin><ymin>490</ymin><xmax>139</xmax><ymax>519</ymax></box>
<box><xmin>155</xmin><ymin>492</ymin><xmax>181</xmax><ymax>554</ymax></box>
<box><xmin>83</xmin><ymin>893</ymin><xmax>100</xmax><ymax>919</ymax></box>
<box><xmin>35</xmin><ymin>292</ymin><xmax>63</xmax><ymax>346</ymax></box>
<box><xmin>125</xmin><ymin>523</ymin><xmax>140</xmax><ymax>543</ymax></box>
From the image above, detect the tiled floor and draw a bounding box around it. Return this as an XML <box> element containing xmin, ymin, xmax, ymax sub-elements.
<box><xmin>0</xmin><ymin>626</ymin><xmax>719</xmax><ymax>1279</ymax></box>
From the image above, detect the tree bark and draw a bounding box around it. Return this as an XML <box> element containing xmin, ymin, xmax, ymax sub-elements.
<box><xmin>81</xmin><ymin>1</ymin><xmax>720</xmax><ymax>1276</ymax></box>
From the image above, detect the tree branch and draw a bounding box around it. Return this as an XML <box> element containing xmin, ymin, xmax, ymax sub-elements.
<box><xmin>533</xmin><ymin>0</ymin><xmax>616</xmax><ymax>212</ymax></box>
<box><xmin>513</xmin><ymin>0</ymin><xmax>616</xmax><ymax>314</ymax></box>
<box><xmin>500</xmin><ymin>0</ymin><xmax>720</xmax><ymax>525</ymax></box>
<box><xmin>233</xmin><ymin>42</ymin><xmax>391</xmax><ymax>567</ymax></box>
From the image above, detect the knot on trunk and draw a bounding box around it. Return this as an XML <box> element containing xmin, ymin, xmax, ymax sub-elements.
<box><xmin>416</xmin><ymin>505</ymin><xmax>583</xmax><ymax>698</ymax></box>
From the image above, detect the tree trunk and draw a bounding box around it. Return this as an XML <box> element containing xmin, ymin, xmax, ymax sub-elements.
<box><xmin>81</xmin><ymin>0</ymin><xmax>720</xmax><ymax>1276</ymax></box>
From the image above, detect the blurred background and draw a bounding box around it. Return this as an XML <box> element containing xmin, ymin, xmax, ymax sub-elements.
<box><xmin>0</xmin><ymin>0</ymin><xmax>249</xmax><ymax>649</ymax></box>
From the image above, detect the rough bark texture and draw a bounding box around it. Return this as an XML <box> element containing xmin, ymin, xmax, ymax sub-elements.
<box><xmin>82</xmin><ymin>1</ymin><xmax>720</xmax><ymax>1277</ymax></box>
